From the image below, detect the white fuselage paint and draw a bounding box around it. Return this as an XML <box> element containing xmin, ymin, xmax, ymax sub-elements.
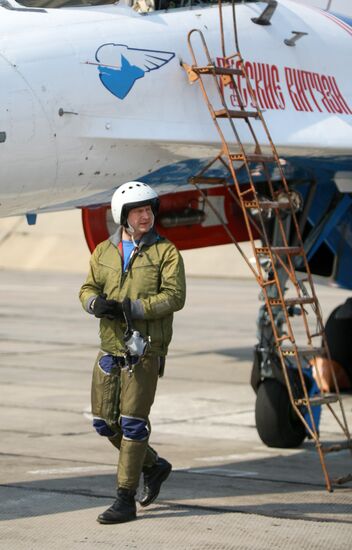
<box><xmin>0</xmin><ymin>1</ymin><xmax>351</xmax><ymax>216</ymax></box>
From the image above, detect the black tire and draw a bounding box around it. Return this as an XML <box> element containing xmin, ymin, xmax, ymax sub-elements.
<box><xmin>255</xmin><ymin>379</ymin><xmax>306</xmax><ymax>448</ymax></box>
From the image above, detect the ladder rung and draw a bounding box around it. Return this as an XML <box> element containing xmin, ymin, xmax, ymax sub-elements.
<box><xmin>295</xmin><ymin>393</ymin><xmax>339</xmax><ymax>407</ymax></box>
<box><xmin>273</xmin><ymin>246</ymin><xmax>303</xmax><ymax>255</ymax></box>
<box><xmin>214</xmin><ymin>109</ymin><xmax>259</xmax><ymax>119</ymax></box>
<box><xmin>268</xmin><ymin>296</ymin><xmax>315</xmax><ymax>307</ymax></box>
<box><xmin>262</xmin><ymin>279</ymin><xmax>277</xmax><ymax>287</ymax></box>
<box><xmin>256</xmin><ymin>246</ymin><xmax>303</xmax><ymax>256</ymax></box>
<box><xmin>277</xmin><ymin>335</ymin><xmax>293</xmax><ymax>343</ymax></box>
<box><xmin>239</xmin><ymin>188</ymin><xmax>254</xmax><ymax>197</ymax></box>
<box><xmin>192</xmin><ymin>65</ymin><xmax>243</xmax><ymax>76</ymax></box>
<box><xmin>310</xmin><ymin>331</ymin><xmax>324</xmax><ymax>338</ymax></box>
<box><xmin>280</xmin><ymin>345</ymin><xmax>324</xmax><ymax>357</ymax></box>
<box><xmin>243</xmin><ymin>200</ymin><xmax>291</xmax><ymax>210</ymax></box>
<box><xmin>323</xmin><ymin>441</ymin><xmax>352</xmax><ymax>454</ymax></box>
<box><xmin>230</xmin><ymin>153</ymin><xmax>275</xmax><ymax>163</ymax></box>
<box><xmin>333</xmin><ymin>474</ymin><xmax>352</xmax><ymax>485</ymax></box>
<box><xmin>190</xmin><ymin>176</ymin><xmax>227</xmax><ymax>185</ymax></box>
<box><xmin>285</xmin><ymin>296</ymin><xmax>315</xmax><ymax>306</ymax></box>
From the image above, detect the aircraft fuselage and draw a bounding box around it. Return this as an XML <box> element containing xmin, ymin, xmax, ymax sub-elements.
<box><xmin>0</xmin><ymin>1</ymin><xmax>351</xmax><ymax>216</ymax></box>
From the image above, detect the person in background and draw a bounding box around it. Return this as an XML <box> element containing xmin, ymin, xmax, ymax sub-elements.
<box><xmin>313</xmin><ymin>298</ymin><xmax>352</xmax><ymax>392</ymax></box>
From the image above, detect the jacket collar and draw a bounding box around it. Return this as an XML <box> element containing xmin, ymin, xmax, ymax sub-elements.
<box><xmin>109</xmin><ymin>226</ymin><xmax>160</xmax><ymax>248</ymax></box>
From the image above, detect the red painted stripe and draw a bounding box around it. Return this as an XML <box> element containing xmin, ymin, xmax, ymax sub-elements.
<box><xmin>319</xmin><ymin>10</ymin><xmax>352</xmax><ymax>36</ymax></box>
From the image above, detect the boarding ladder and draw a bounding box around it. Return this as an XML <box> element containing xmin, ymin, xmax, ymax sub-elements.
<box><xmin>182</xmin><ymin>1</ymin><xmax>352</xmax><ymax>492</ymax></box>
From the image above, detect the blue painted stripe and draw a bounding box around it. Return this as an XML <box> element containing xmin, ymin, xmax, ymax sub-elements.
<box><xmin>330</xmin><ymin>12</ymin><xmax>352</xmax><ymax>29</ymax></box>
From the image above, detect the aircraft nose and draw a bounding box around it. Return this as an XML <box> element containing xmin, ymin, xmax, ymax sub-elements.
<box><xmin>0</xmin><ymin>53</ymin><xmax>57</xmax><ymax>216</ymax></box>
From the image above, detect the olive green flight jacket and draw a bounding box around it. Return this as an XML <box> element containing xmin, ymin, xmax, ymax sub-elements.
<box><xmin>79</xmin><ymin>228</ymin><xmax>186</xmax><ymax>356</ymax></box>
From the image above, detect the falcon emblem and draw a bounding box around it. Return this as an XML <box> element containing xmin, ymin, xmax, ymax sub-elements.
<box><xmin>95</xmin><ymin>43</ymin><xmax>175</xmax><ymax>100</ymax></box>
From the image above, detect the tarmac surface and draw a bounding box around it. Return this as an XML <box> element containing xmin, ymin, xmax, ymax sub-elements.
<box><xmin>0</xmin><ymin>270</ymin><xmax>352</xmax><ymax>549</ymax></box>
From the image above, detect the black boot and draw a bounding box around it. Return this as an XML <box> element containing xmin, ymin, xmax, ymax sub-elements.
<box><xmin>97</xmin><ymin>488</ymin><xmax>136</xmax><ymax>524</ymax></box>
<box><xmin>139</xmin><ymin>457</ymin><xmax>172</xmax><ymax>507</ymax></box>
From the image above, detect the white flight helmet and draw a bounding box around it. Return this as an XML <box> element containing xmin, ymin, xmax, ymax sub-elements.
<box><xmin>111</xmin><ymin>181</ymin><xmax>159</xmax><ymax>226</ymax></box>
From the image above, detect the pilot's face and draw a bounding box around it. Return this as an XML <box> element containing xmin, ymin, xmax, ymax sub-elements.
<box><xmin>127</xmin><ymin>204</ymin><xmax>154</xmax><ymax>239</ymax></box>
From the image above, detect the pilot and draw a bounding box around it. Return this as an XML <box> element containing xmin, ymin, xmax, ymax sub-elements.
<box><xmin>79</xmin><ymin>181</ymin><xmax>186</xmax><ymax>524</ymax></box>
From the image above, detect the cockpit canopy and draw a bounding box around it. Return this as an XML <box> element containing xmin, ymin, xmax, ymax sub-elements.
<box><xmin>14</xmin><ymin>0</ymin><xmax>260</xmax><ymax>10</ymax></box>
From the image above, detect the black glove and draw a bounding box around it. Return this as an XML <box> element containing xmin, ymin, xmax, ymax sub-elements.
<box><xmin>93</xmin><ymin>294</ymin><xmax>124</xmax><ymax>320</ymax></box>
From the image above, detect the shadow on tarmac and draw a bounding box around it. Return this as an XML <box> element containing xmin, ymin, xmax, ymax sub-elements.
<box><xmin>2</xmin><ymin>449</ymin><xmax>352</xmax><ymax>523</ymax></box>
